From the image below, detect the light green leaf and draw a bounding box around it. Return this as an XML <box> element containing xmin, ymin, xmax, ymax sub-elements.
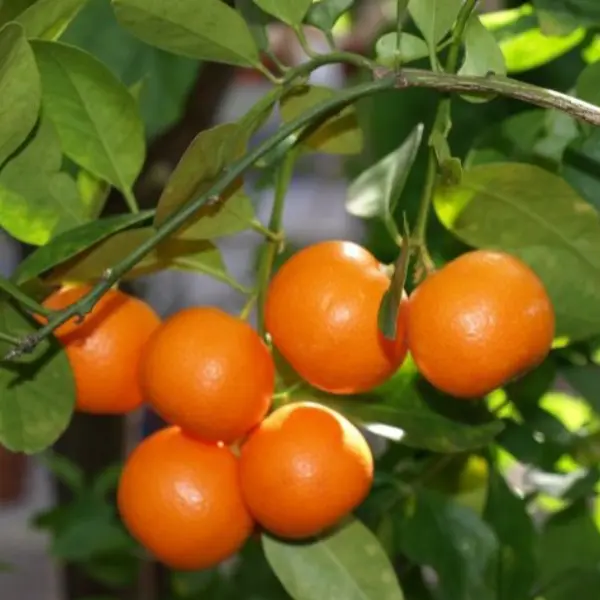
<box><xmin>14</xmin><ymin>0</ymin><xmax>87</xmax><ymax>40</ymax></box>
<box><xmin>253</xmin><ymin>0</ymin><xmax>312</xmax><ymax>27</ymax></box>
<box><xmin>435</xmin><ymin>162</ymin><xmax>600</xmax><ymax>341</ymax></box>
<box><xmin>280</xmin><ymin>85</ymin><xmax>363</xmax><ymax>155</ymax></box>
<box><xmin>576</xmin><ymin>61</ymin><xmax>600</xmax><ymax>107</ymax></box>
<box><xmin>305</xmin><ymin>0</ymin><xmax>354</xmax><ymax>35</ymax></box>
<box><xmin>112</xmin><ymin>0</ymin><xmax>260</xmax><ymax>67</ymax></box>
<box><xmin>375</xmin><ymin>32</ymin><xmax>429</xmax><ymax>67</ymax></box>
<box><xmin>0</xmin><ymin>22</ymin><xmax>41</xmax><ymax>167</ymax></box>
<box><xmin>407</xmin><ymin>0</ymin><xmax>462</xmax><ymax>46</ymax></box>
<box><xmin>347</xmin><ymin>124</ymin><xmax>423</xmax><ymax>220</ymax></box>
<box><xmin>0</xmin><ymin>116</ymin><xmax>88</xmax><ymax>246</ymax></box>
<box><xmin>263</xmin><ymin>518</ymin><xmax>404</xmax><ymax>600</ymax></box>
<box><xmin>32</xmin><ymin>40</ymin><xmax>145</xmax><ymax>197</ymax></box>
<box><xmin>76</xmin><ymin>169</ymin><xmax>110</xmax><ymax>219</ymax></box>
<box><xmin>0</xmin><ymin>300</ymin><xmax>76</xmax><ymax>453</ymax></box>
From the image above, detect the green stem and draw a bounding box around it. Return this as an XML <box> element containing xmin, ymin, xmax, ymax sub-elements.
<box><xmin>294</xmin><ymin>26</ymin><xmax>317</xmax><ymax>58</ymax></box>
<box><xmin>413</xmin><ymin>147</ymin><xmax>437</xmax><ymax>247</ymax></box>
<box><xmin>249</xmin><ymin>219</ymin><xmax>281</xmax><ymax>242</ymax></box>
<box><xmin>0</xmin><ymin>277</ymin><xmax>52</xmax><ymax>317</ymax></box>
<box><xmin>122</xmin><ymin>187</ymin><xmax>140</xmax><ymax>214</ymax></box>
<box><xmin>256</xmin><ymin>147</ymin><xmax>297</xmax><ymax>337</ymax></box>
<box><xmin>0</xmin><ymin>331</ymin><xmax>20</xmax><ymax>345</ymax></box>
<box><xmin>256</xmin><ymin>63</ymin><xmax>281</xmax><ymax>85</ymax></box>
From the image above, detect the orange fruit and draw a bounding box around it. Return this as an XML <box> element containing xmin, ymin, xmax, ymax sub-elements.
<box><xmin>117</xmin><ymin>426</ymin><xmax>253</xmax><ymax>570</ymax></box>
<box><xmin>265</xmin><ymin>240</ymin><xmax>408</xmax><ymax>394</ymax></box>
<box><xmin>140</xmin><ymin>307</ymin><xmax>274</xmax><ymax>444</ymax></box>
<box><xmin>407</xmin><ymin>250</ymin><xmax>555</xmax><ymax>398</ymax></box>
<box><xmin>40</xmin><ymin>285</ymin><xmax>160</xmax><ymax>414</ymax></box>
<box><xmin>239</xmin><ymin>401</ymin><xmax>374</xmax><ymax>539</ymax></box>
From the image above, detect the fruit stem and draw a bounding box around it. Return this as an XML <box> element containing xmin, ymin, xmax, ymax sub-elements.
<box><xmin>256</xmin><ymin>147</ymin><xmax>297</xmax><ymax>338</ymax></box>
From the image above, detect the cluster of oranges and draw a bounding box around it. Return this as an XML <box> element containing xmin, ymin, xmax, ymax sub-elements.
<box><xmin>40</xmin><ymin>240</ymin><xmax>554</xmax><ymax>570</ymax></box>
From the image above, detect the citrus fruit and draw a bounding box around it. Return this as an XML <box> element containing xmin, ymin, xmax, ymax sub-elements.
<box><xmin>140</xmin><ymin>307</ymin><xmax>274</xmax><ymax>443</ymax></box>
<box><xmin>239</xmin><ymin>401</ymin><xmax>374</xmax><ymax>539</ymax></box>
<box><xmin>40</xmin><ymin>285</ymin><xmax>160</xmax><ymax>414</ymax></box>
<box><xmin>265</xmin><ymin>240</ymin><xmax>408</xmax><ymax>394</ymax></box>
<box><xmin>117</xmin><ymin>426</ymin><xmax>253</xmax><ymax>570</ymax></box>
<box><xmin>407</xmin><ymin>250</ymin><xmax>555</xmax><ymax>398</ymax></box>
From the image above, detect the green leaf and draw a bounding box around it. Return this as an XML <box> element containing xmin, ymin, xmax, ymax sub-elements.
<box><xmin>533</xmin><ymin>0</ymin><xmax>600</xmax><ymax>35</ymax></box>
<box><xmin>253</xmin><ymin>0</ymin><xmax>312</xmax><ymax>27</ymax></box>
<box><xmin>305</xmin><ymin>0</ymin><xmax>354</xmax><ymax>34</ymax></box>
<box><xmin>374</xmin><ymin>32</ymin><xmax>429</xmax><ymax>67</ymax></box>
<box><xmin>91</xmin><ymin>463</ymin><xmax>123</xmax><ymax>498</ymax></box>
<box><xmin>435</xmin><ymin>162</ymin><xmax>600</xmax><ymax>341</ymax></box>
<box><xmin>32</xmin><ymin>40</ymin><xmax>145</xmax><ymax>197</ymax></box>
<box><xmin>0</xmin><ymin>22</ymin><xmax>41</xmax><ymax>167</ymax></box>
<box><xmin>41</xmin><ymin>451</ymin><xmax>85</xmax><ymax>492</ymax></box>
<box><xmin>483</xmin><ymin>469</ymin><xmax>536</xmax><ymax>600</ymax></box>
<box><xmin>13</xmin><ymin>211</ymin><xmax>152</xmax><ymax>285</ymax></box>
<box><xmin>235</xmin><ymin>0</ymin><xmax>270</xmax><ymax>51</ymax></box>
<box><xmin>407</xmin><ymin>0</ymin><xmax>462</xmax><ymax>46</ymax></box>
<box><xmin>378</xmin><ymin>237</ymin><xmax>409</xmax><ymax>340</ymax></box>
<box><xmin>576</xmin><ymin>61</ymin><xmax>600</xmax><ymax>107</ymax></box>
<box><xmin>0</xmin><ymin>300</ymin><xmax>76</xmax><ymax>453</ymax></box>
<box><xmin>0</xmin><ymin>116</ymin><xmax>88</xmax><ymax>246</ymax></box>
<box><xmin>396</xmin><ymin>488</ymin><xmax>498</xmax><ymax>600</ymax></box>
<box><xmin>280</xmin><ymin>85</ymin><xmax>363</xmax><ymax>155</ymax></box>
<box><xmin>561</xmin><ymin>365</ymin><xmax>600</xmax><ymax>414</ymax></box>
<box><xmin>238</xmin><ymin>84</ymin><xmax>286</xmax><ymax>146</ymax></box>
<box><xmin>76</xmin><ymin>169</ymin><xmax>110</xmax><ymax>219</ymax></box>
<box><xmin>112</xmin><ymin>0</ymin><xmax>260</xmax><ymax>67</ymax></box>
<box><xmin>347</xmin><ymin>123</ymin><xmax>423</xmax><ymax>219</ymax></box>
<box><xmin>14</xmin><ymin>0</ymin><xmax>87</xmax><ymax>40</ymax></box>
<box><xmin>318</xmin><ymin>358</ymin><xmax>504</xmax><ymax>453</ymax></box>
<box><xmin>263</xmin><ymin>518</ymin><xmax>404</xmax><ymax>600</ymax></box>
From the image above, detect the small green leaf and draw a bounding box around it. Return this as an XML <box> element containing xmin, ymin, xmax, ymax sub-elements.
<box><xmin>235</xmin><ymin>0</ymin><xmax>270</xmax><ymax>51</ymax></box>
<box><xmin>378</xmin><ymin>237</ymin><xmax>409</xmax><ymax>340</ymax></box>
<box><xmin>396</xmin><ymin>489</ymin><xmax>498</xmax><ymax>600</ymax></box>
<box><xmin>0</xmin><ymin>300</ymin><xmax>76</xmax><ymax>453</ymax></box>
<box><xmin>561</xmin><ymin>365</ymin><xmax>600</xmax><ymax>415</ymax></box>
<box><xmin>280</xmin><ymin>85</ymin><xmax>363</xmax><ymax>155</ymax></box>
<box><xmin>407</xmin><ymin>0</ymin><xmax>462</xmax><ymax>46</ymax></box>
<box><xmin>14</xmin><ymin>0</ymin><xmax>87</xmax><ymax>40</ymax></box>
<box><xmin>76</xmin><ymin>169</ymin><xmax>111</xmax><ymax>219</ymax></box>
<box><xmin>305</xmin><ymin>0</ymin><xmax>354</xmax><ymax>34</ymax></box>
<box><xmin>0</xmin><ymin>23</ymin><xmax>41</xmax><ymax>167</ymax></box>
<box><xmin>32</xmin><ymin>40</ymin><xmax>145</xmax><ymax>197</ymax></box>
<box><xmin>375</xmin><ymin>32</ymin><xmax>429</xmax><ymax>67</ymax></box>
<box><xmin>0</xmin><ymin>116</ymin><xmax>88</xmax><ymax>246</ymax></box>
<box><xmin>576</xmin><ymin>60</ymin><xmax>600</xmax><ymax>107</ymax></box>
<box><xmin>41</xmin><ymin>452</ymin><xmax>85</xmax><ymax>492</ymax></box>
<box><xmin>347</xmin><ymin>124</ymin><xmax>423</xmax><ymax>219</ymax></box>
<box><xmin>112</xmin><ymin>0</ymin><xmax>261</xmax><ymax>67</ymax></box>
<box><xmin>13</xmin><ymin>211</ymin><xmax>152</xmax><ymax>285</ymax></box>
<box><xmin>483</xmin><ymin>468</ymin><xmax>536</xmax><ymax>600</ymax></box>
<box><xmin>253</xmin><ymin>0</ymin><xmax>312</xmax><ymax>27</ymax></box>
<box><xmin>91</xmin><ymin>464</ymin><xmax>123</xmax><ymax>498</ymax></box>
<box><xmin>263</xmin><ymin>518</ymin><xmax>405</xmax><ymax>600</ymax></box>
<box><xmin>435</xmin><ymin>162</ymin><xmax>600</xmax><ymax>341</ymax></box>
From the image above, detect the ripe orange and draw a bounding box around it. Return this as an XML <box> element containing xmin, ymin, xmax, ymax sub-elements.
<box><xmin>239</xmin><ymin>401</ymin><xmax>374</xmax><ymax>539</ymax></box>
<box><xmin>140</xmin><ymin>307</ymin><xmax>274</xmax><ymax>444</ymax></box>
<box><xmin>265</xmin><ymin>240</ymin><xmax>408</xmax><ymax>394</ymax></box>
<box><xmin>117</xmin><ymin>426</ymin><xmax>253</xmax><ymax>570</ymax></box>
<box><xmin>407</xmin><ymin>250</ymin><xmax>555</xmax><ymax>398</ymax></box>
<box><xmin>40</xmin><ymin>285</ymin><xmax>160</xmax><ymax>414</ymax></box>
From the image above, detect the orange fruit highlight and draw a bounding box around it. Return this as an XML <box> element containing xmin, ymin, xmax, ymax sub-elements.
<box><xmin>140</xmin><ymin>307</ymin><xmax>274</xmax><ymax>444</ymax></box>
<box><xmin>265</xmin><ymin>240</ymin><xmax>408</xmax><ymax>394</ymax></box>
<box><xmin>118</xmin><ymin>426</ymin><xmax>253</xmax><ymax>570</ymax></box>
<box><xmin>240</xmin><ymin>401</ymin><xmax>374</xmax><ymax>539</ymax></box>
<box><xmin>40</xmin><ymin>285</ymin><xmax>160</xmax><ymax>414</ymax></box>
<box><xmin>407</xmin><ymin>250</ymin><xmax>555</xmax><ymax>398</ymax></box>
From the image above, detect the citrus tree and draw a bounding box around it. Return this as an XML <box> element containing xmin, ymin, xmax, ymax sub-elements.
<box><xmin>2</xmin><ymin>0</ymin><xmax>600</xmax><ymax>599</ymax></box>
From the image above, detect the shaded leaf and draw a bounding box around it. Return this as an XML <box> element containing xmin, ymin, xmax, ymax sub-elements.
<box><xmin>561</xmin><ymin>364</ymin><xmax>600</xmax><ymax>414</ymax></box>
<box><xmin>375</xmin><ymin>32</ymin><xmax>429</xmax><ymax>67</ymax></box>
<box><xmin>435</xmin><ymin>162</ymin><xmax>600</xmax><ymax>341</ymax></box>
<box><xmin>305</xmin><ymin>0</ymin><xmax>354</xmax><ymax>35</ymax></box>
<box><xmin>33</xmin><ymin>40</ymin><xmax>145</xmax><ymax>196</ymax></box>
<box><xmin>263</xmin><ymin>518</ymin><xmax>404</xmax><ymax>600</ymax></box>
<box><xmin>533</xmin><ymin>0</ymin><xmax>600</xmax><ymax>35</ymax></box>
<box><xmin>576</xmin><ymin>60</ymin><xmax>600</xmax><ymax>107</ymax></box>
<box><xmin>42</xmin><ymin>451</ymin><xmax>85</xmax><ymax>492</ymax></box>
<box><xmin>253</xmin><ymin>0</ymin><xmax>312</xmax><ymax>27</ymax></box>
<box><xmin>0</xmin><ymin>22</ymin><xmax>41</xmax><ymax>167</ymax></box>
<box><xmin>14</xmin><ymin>0</ymin><xmax>86</xmax><ymax>39</ymax></box>
<box><xmin>235</xmin><ymin>0</ymin><xmax>270</xmax><ymax>51</ymax></box>
<box><xmin>0</xmin><ymin>300</ymin><xmax>76</xmax><ymax>453</ymax></box>
<box><xmin>112</xmin><ymin>0</ymin><xmax>260</xmax><ymax>67</ymax></box>
<box><xmin>407</xmin><ymin>0</ymin><xmax>462</xmax><ymax>46</ymax></box>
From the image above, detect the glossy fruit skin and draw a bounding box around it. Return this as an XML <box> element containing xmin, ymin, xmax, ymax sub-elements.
<box><xmin>117</xmin><ymin>426</ymin><xmax>253</xmax><ymax>570</ymax></box>
<box><xmin>41</xmin><ymin>285</ymin><xmax>161</xmax><ymax>414</ymax></box>
<box><xmin>239</xmin><ymin>402</ymin><xmax>374</xmax><ymax>539</ymax></box>
<box><xmin>407</xmin><ymin>250</ymin><xmax>555</xmax><ymax>398</ymax></box>
<box><xmin>265</xmin><ymin>240</ymin><xmax>408</xmax><ymax>394</ymax></box>
<box><xmin>140</xmin><ymin>307</ymin><xmax>274</xmax><ymax>444</ymax></box>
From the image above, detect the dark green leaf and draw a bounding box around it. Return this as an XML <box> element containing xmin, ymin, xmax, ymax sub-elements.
<box><xmin>91</xmin><ymin>463</ymin><xmax>123</xmax><ymax>498</ymax></box>
<box><xmin>42</xmin><ymin>451</ymin><xmax>85</xmax><ymax>492</ymax></box>
<box><xmin>112</xmin><ymin>0</ymin><xmax>261</xmax><ymax>67</ymax></box>
<box><xmin>305</xmin><ymin>0</ymin><xmax>354</xmax><ymax>34</ymax></box>
<box><xmin>347</xmin><ymin>124</ymin><xmax>423</xmax><ymax>220</ymax></box>
<box><xmin>396</xmin><ymin>488</ymin><xmax>498</xmax><ymax>600</ymax></box>
<box><xmin>0</xmin><ymin>300</ymin><xmax>76</xmax><ymax>453</ymax></box>
<box><xmin>407</xmin><ymin>0</ymin><xmax>462</xmax><ymax>46</ymax></box>
<box><xmin>263</xmin><ymin>518</ymin><xmax>405</xmax><ymax>600</ymax></box>
<box><xmin>562</xmin><ymin>364</ymin><xmax>600</xmax><ymax>414</ymax></box>
<box><xmin>0</xmin><ymin>116</ymin><xmax>87</xmax><ymax>246</ymax></box>
<box><xmin>435</xmin><ymin>162</ymin><xmax>600</xmax><ymax>341</ymax></box>
<box><xmin>83</xmin><ymin>552</ymin><xmax>139</xmax><ymax>588</ymax></box>
<box><xmin>253</xmin><ymin>0</ymin><xmax>312</xmax><ymax>27</ymax></box>
<box><xmin>32</xmin><ymin>40</ymin><xmax>145</xmax><ymax>197</ymax></box>
<box><xmin>13</xmin><ymin>211</ymin><xmax>152</xmax><ymax>284</ymax></box>
<box><xmin>576</xmin><ymin>61</ymin><xmax>600</xmax><ymax>107</ymax></box>
<box><xmin>378</xmin><ymin>237</ymin><xmax>409</xmax><ymax>340</ymax></box>
<box><xmin>374</xmin><ymin>32</ymin><xmax>429</xmax><ymax>67</ymax></box>
<box><xmin>533</xmin><ymin>0</ymin><xmax>600</xmax><ymax>35</ymax></box>
<box><xmin>280</xmin><ymin>85</ymin><xmax>363</xmax><ymax>155</ymax></box>
<box><xmin>0</xmin><ymin>22</ymin><xmax>40</xmax><ymax>167</ymax></box>
<box><xmin>483</xmin><ymin>469</ymin><xmax>536</xmax><ymax>600</ymax></box>
<box><xmin>14</xmin><ymin>0</ymin><xmax>86</xmax><ymax>39</ymax></box>
<box><xmin>235</xmin><ymin>0</ymin><xmax>270</xmax><ymax>51</ymax></box>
